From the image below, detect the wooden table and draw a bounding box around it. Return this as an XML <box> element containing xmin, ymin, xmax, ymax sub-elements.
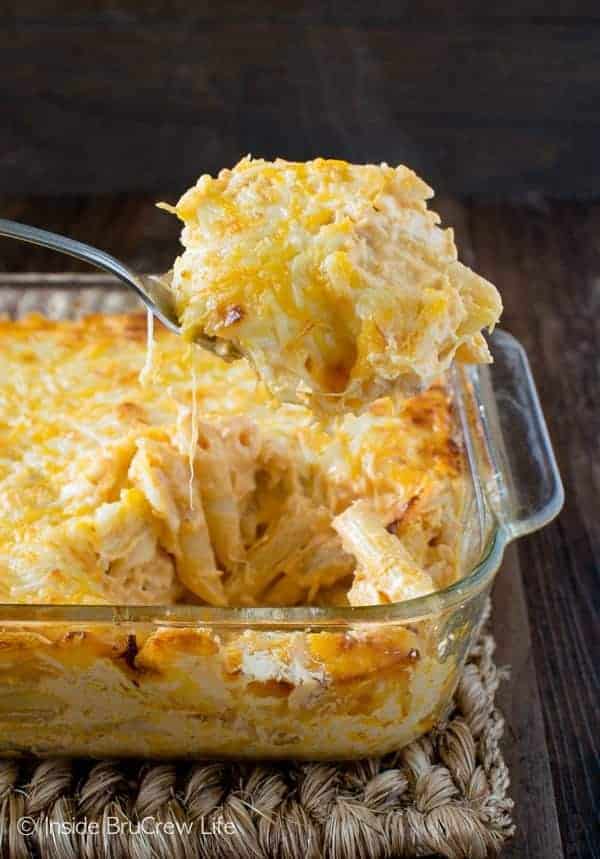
<box><xmin>0</xmin><ymin>194</ymin><xmax>597</xmax><ymax>858</ymax></box>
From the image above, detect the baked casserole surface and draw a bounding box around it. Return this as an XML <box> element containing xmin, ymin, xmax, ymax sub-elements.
<box><xmin>0</xmin><ymin>313</ymin><xmax>465</xmax><ymax>609</ymax></box>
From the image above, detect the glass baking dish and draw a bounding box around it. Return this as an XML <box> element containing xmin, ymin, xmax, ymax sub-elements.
<box><xmin>0</xmin><ymin>321</ymin><xmax>563</xmax><ymax>761</ymax></box>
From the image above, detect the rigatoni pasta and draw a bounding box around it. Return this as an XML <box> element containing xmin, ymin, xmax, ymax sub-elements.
<box><xmin>333</xmin><ymin>500</ymin><xmax>435</xmax><ymax>605</ymax></box>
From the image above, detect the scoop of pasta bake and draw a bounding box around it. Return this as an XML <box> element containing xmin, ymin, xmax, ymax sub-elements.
<box><xmin>161</xmin><ymin>157</ymin><xmax>502</xmax><ymax>413</ymax></box>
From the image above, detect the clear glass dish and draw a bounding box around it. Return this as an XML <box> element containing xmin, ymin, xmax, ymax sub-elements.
<box><xmin>0</xmin><ymin>326</ymin><xmax>563</xmax><ymax>760</ymax></box>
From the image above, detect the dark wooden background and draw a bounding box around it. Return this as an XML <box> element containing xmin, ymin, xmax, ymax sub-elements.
<box><xmin>2</xmin><ymin>1</ymin><xmax>600</xmax><ymax>198</ymax></box>
<box><xmin>1</xmin><ymin>3</ymin><xmax>599</xmax><ymax>857</ymax></box>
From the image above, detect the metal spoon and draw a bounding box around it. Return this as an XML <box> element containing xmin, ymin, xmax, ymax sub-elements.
<box><xmin>0</xmin><ymin>217</ymin><xmax>181</xmax><ymax>334</ymax></box>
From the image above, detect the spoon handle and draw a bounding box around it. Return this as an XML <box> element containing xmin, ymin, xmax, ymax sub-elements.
<box><xmin>0</xmin><ymin>218</ymin><xmax>136</xmax><ymax>284</ymax></box>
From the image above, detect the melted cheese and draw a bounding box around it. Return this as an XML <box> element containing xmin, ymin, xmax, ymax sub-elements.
<box><xmin>188</xmin><ymin>344</ymin><xmax>199</xmax><ymax>509</ymax></box>
<box><xmin>162</xmin><ymin>157</ymin><xmax>502</xmax><ymax>413</ymax></box>
<box><xmin>139</xmin><ymin>307</ymin><xmax>155</xmax><ymax>386</ymax></box>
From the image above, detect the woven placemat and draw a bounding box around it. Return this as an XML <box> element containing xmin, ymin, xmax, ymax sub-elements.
<box><xmin>0</xmin><ymin>279</ymin><xmax>515</xmax><ymax>858</ymax></box>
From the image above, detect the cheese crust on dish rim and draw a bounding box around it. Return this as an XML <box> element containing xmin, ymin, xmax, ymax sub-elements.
<box><xmin>162</xmin><ymin>157</ymin><xmax>502</xmax><ymax>413</ymax></box>
<box><xmin>0</xmin><ymin>313</ymin><xmax>470</xmax><ymax>758</ymax></box>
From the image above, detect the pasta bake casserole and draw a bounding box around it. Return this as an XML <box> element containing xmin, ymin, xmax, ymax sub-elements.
<box><xmin>0</xmin><ymin>159</ymin><xmax>525</xmax><ymax>759</ymax></box>
<box><xmin>0</xmin><ymin>312</ymin><xmax>471</xmax><ymax>757</ymax></box>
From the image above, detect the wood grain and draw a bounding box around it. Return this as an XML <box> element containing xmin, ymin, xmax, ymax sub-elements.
<box><xmin>465</xmin><ymin>200</ymin><xmax>600</xmax><ymax>859</ymax></box>
<box><xmin>1</xmin><ymin>4</ymin><xmax>600</xmax><ymax>197</ymax></box>
<box><xmin>0</xmin><ymin>195</ymin><xmax>598</xmax><ymax>858</ymax></box>
<box><xmin>492</xmin><ymin>547</ymin><xmax>564</xmax><ymax>858</ymax></box>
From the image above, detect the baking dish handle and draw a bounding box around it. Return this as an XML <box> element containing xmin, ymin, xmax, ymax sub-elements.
<box><xmin>479</xmin><ymin>329</ymin><xmax>564</xmax><ymax>540</ymax></box>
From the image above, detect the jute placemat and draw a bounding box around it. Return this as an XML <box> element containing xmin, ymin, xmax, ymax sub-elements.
<box><xmin>0</xmin><ymin>279</ymin><xmax>515</xmax><ymax>858</ymax></box>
